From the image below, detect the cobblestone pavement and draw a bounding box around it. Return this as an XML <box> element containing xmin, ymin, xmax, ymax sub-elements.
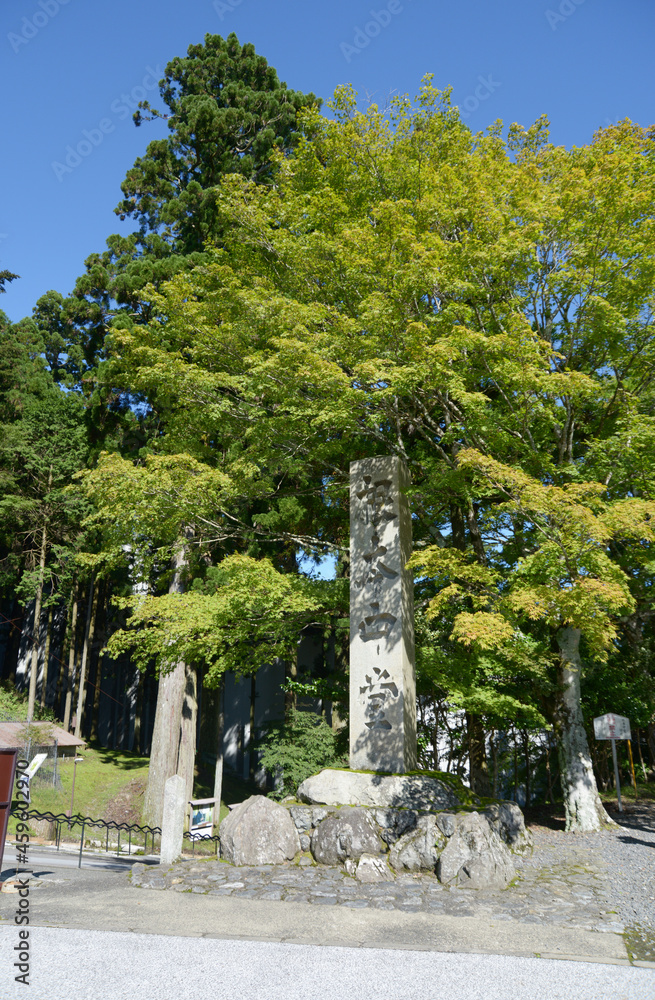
<box><xmin>130</xmin><ymin>826</ymin><xmax>629</xmax><ymax>936</ymax></box>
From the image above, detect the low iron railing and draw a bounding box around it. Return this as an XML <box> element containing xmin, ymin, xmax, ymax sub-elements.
<box><xmin>8</xmin><ymin>807</ymin><xmax>220</xmax><ymax>868</ymax></box>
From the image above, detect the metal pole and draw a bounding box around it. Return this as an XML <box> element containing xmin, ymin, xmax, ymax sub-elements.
<box><xmin>611</xmin><ymin>738</ymin><xmax>623</xmax><ymax>812</ymax></box>
<box><xmin>78</xmin><ymin>820</ymin><xmax>85</xmax><ymax>868</ymax></box>
<box><xmin>69</xmin><ymin>757</ymin><xmax>78</xmax><ymax>829</ymax></box>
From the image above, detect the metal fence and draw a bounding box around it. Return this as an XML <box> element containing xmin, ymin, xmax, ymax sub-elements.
<box><xmin>8</xmin><ymin>806</ymin><xmax>220</xmax><ymax>868</ymax></box>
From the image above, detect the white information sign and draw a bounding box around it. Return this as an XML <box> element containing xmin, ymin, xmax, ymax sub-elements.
<box><xmin>188</xmin><ymin>797</ymin><xmax>216</xmax><ymax>841</ymax></box>
<box><xmin>593</xmin><ymin>713</ymin><xmax>631</xmax><ymax>741</ymax></box>
<box><xmin>25</xmin><ymin>754</ymin><xmax>48</xmax><ymax>780</ymax></box>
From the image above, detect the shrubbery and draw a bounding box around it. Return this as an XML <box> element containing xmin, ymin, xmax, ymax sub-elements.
<box><xmin>259</xmin><ymin>708</ymin><xmax>348</xmax><ymax>799</ymax></box>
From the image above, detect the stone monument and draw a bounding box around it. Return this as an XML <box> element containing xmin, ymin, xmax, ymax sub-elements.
<box><xmin>160</xmin><ymin>774</ymin><xmax>185</xmax><ymax>865</ymax></box>
<box><xmin>349</xmin><ymin>455</ymin><xmax>417</xmax><ymax>772</ymax></box>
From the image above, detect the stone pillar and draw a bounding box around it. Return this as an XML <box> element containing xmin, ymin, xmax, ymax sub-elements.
<box><xmin>349</xmin><ymin>456</ymin><xmax>416</xmax><ymax>773</ymax></box>
<box><xmin>160</xmin><ymin>774</ymin><xmax>185</xmax><ymax>865</ymax></box>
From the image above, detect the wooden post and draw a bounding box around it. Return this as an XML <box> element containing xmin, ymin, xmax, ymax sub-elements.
<box><xmin>627</xmin><ymin>739</ymin><xmax>638</xmax><ymax>800</ymax></box>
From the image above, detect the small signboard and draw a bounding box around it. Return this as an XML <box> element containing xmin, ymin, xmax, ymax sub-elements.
<box><xmin>25</xmin><ymin>754</ymin><xmax>47</xmax><ymax>781</ymax></box>
<box><xmin>593</xmin><ymin>713</ymin><xmax>631</xmax><ymax>741</ymax></box>
<box><xmin>188</xmin><ymin>797</ymin><xmax>216</xmax><ymax>841</ymax></box>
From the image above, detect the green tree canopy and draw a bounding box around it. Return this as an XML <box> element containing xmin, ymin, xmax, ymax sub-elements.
<box><xmin>85</xmin><ymin>80</ymin><xmax>655</xmax><ymax>829</ymax></box>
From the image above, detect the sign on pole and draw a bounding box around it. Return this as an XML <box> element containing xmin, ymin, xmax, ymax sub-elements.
<box><xmin>593</xmin><ymin>714</ymin><xmax>631</xmax><ymax>741</ymax></box>
<box><xmin>188</xmin><ymin>797</ymin><xmax>216</xmax><ymax>841</ymax></box>
<box><xmin>594</xmin><ymin>713</ymin><xmax>631</xmax><ymax>813</ymax></box>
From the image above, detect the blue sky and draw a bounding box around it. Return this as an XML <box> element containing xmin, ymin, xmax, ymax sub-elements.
<box><xmin>1</xmin><ymin>0</ymin><xmax>653</xmax><ymax>323</ymax></box>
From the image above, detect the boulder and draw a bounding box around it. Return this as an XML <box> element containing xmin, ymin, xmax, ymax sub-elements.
<box><xmin>353</xmin><ymin>853</ymin><xmax>392</xmax><ymax>882</ymax></box>
<box><xmin>298</xmin><ymin>769</ymin><xmax>461</xmax><ymax>811</ymax></box>
<box><xmin>437</xmin><ymin>812</ymin><xmax>515</xmax><ymax>889</ymax></box>
<box><xmin>484</xmin><ymin>802</ymin><xmax>532</xmax><ymax>855</ymax></box>
<box><xmin>389</xmin><ymin>815</ymin><xmax>447</xmax><ymax>872</ymax></box>
<box><xmin>435</xmin><ymin>812</ymin><xmax>456</xmax><ymax>838</ymax></box>
<box><xmin>311</xmin><ymin>807</ymin><xmax>382</xmax><ymax>866</ymax></box>
<box><xmin>287</xmin><ymin>804</ymin><xmax>331</xmax><ymax>833</ymax></box>
<box><xmin>219</xmin><ymin>795</ymin><xmax>300</xmax><ymax>866</ymax></box>
<box><xmin>372</xmin><ymin>808</ymin><xmax>419</xmax><ymax>845</ymax></box>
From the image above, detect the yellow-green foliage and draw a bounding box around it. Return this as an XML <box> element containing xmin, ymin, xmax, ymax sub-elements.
<box><xmin>106</xmin><ymin>554</ymin><xmax>328</xmax><ymax>684</ymax></box>
<box><xmin>76</xmin><ymin>78</ymin><xmax>655</xmax><ymax>733</ymax></box>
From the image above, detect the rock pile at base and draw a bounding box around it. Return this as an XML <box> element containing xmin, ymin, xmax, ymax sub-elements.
<box><xmin>219</xmin><ymin>795</ymin><xmax>300</xmax><ymax>866</ymax></box>
<box><xmin>219</xmin><ymin>769</ymin><xmax>532</xmax><ymax>888</ymax></box>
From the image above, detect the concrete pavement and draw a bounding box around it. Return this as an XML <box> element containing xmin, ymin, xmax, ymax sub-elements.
<box><xmin>0</xmin><ymin>863</ymin><xmax>652</xmax><ymax>1000</ymax></box>
<box><xmin>0</xmin><ymin>864</ymin><xmax>639</xmax><ymax>961</ymax></box>
<box><xmin>1</xmin><ymin>926</ymin><xmax>654</xmax><ymax>1000</ymax></box>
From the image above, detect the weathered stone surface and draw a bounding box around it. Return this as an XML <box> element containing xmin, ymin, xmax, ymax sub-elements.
<box><xmin>160</xmin><ymin>774</ymin><xmax>186</xmax><ymax>866</ymax></box>
<box><xmin>435</xmin><ymin>812</ymin><xmax>456</xmax><ymax>838</ymax></box>
<box><xmin>373</xmin><ymin>807</ymin><xmax>419</xmax><ymax>845</ymax></box>
<box><xmin>298</xmin><ymin>769</ymin><xmax>460</xmax><ymax>811</ymax></box>
<box><xmin>288</xmin><ymin>804</ymin><xmax>331</xmax><ymax>832</ymax></box>
<box><xmin>311</xmin><ymin>807</ymin><xmax>382</xmax><ymax>866</ymax></box>
<box><xmin>389</xmin><ymin>815</ymin><xmax>447</xmax><ymax>872</ymax></box>
<box><xmin>350</xmin><ymin>456</ymin><xmax>417</xmax><ymax>772</ymax></box>
<box><xmin>437</xmin><ymin>812</ymin><xmax>515</xmax><ymax>889</ymax></box>
<box><xmin>219</xmin><ymin>795</ymin><xmax>300</xmax><ymax>866</ymax></box>
<box><xmin>354</xmin><ymin>853</ymin><xmax>392</xmax><ymax>882</ymax></box>
<box><xmin>484</xmin><ymin>802</ymin><xmax>532</xmax><ymax>854</ymax></box>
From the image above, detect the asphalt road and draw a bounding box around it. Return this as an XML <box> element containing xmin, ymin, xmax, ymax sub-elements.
<box><xmin>2</xmin><ymin>844</ymin><xmax>156</xmax><ymax>873</ymax></box>
<box><xmin>0</xmin><ymin>926</ymin><xmax>653</xmax><ymax>1000</ymax></box>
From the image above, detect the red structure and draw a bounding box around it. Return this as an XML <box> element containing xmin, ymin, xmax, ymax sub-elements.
<box><xmin>0</xmin><ymin>748</ymin><xmax>18</xmax><ymax>885</ymax></box>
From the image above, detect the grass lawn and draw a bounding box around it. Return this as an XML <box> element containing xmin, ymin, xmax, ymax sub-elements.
<box><xmin>8</xmin><ymin>743</ymin><xmax>150</xmax><ymax>837</ymax></box>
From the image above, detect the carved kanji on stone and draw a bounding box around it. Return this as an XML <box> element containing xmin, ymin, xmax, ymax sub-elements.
<box><xmin>358</xmin><ymin>603</ymin><xmax>397</xmax><ymax>643</ymax></box>
<box><xmin>350</xmin><ymin>456</ymin><xmax>417</xmax><ymax>772</ymax></box>
<box><xmin>360</xmin><ymin>666</ymin><xmax>399</xmax><ymax>731</ymax></box>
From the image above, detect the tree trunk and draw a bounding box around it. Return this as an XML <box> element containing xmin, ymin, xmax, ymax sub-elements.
<box><xmin>522</xmin><ymin>729</ymin><xmax>531</xmax><ymax>807</ymax></box>
<box><xmin>39</xmin><ymin>606</ymin><xmax>54</xmax><ymax>710</ymax></box>
<box><xmin>142</xmin><ymin>662</ymin><xmax>188</xmax><ymax>828</ymax></box>
<box><xmin>466</xmin><ymin>710</ymin><xmax>492</xmax><ymax>796</ymax></box>
<box><xmin>89</xmin><ymin>652</ymin><xmax>106</xmax><ymax>742</ymax></box>
<box><xmin>248</xmin><ymin>672</ymin><xmax>257</xmax><ymax>783</ymax></box>
<box><xmin>27</xmin><ymin>521</ymin><xmax>48</xmax><ymax>722</ymax></box>
<box><xmin>64</xmin><ymin>590</ymin><xmax>77</xmax><ymax>732</ymax></box>
<box><xmin>554</xmin><ymin>627</ymin><xmax>613</xmax><ymax>832</ymax></box>
<box><xmin>133</xmin><ymin>667</ymin><xmax>145</xmax><ymax>755</ymax></box>
<box><xmin>56</xmin><ymin>592</ymin><xmax>74</xmax><ymax>714</ymax></box>
<box><xmin>213</xmin><ymin>676</ymin><xmax>225</xmax><ymax>829</ymax></box>
<box><xmin>142</xmin><ymin>533</ymin><xmax>197</xmax><ymax>829</ymax></box>
<box><xmin>74</xmin><ymin>580</ymin><xmax>98</xmax><ymax>740</ymax></box>
<box><xmin>647</xmin><ymin>718</ymin><xmax>655</xmax><ymax>766</ymax></box>
<box><xmin>62</xmin><ymin>590</ymin><xmax>79</xmax><ymax>732</ymax></box>
<box><xmin>89</xmin><ymin>586</ymin><xmax>107</xmax><ymax>742</ymax></box>
<box><xmin>177</xmin><ymin>662</ymin><xmax>198</xmax><ymax>807</ymax></box>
